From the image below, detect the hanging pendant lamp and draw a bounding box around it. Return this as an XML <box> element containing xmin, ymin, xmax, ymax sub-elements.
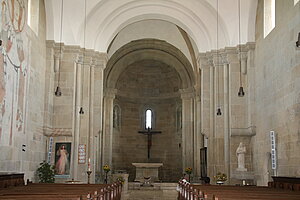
<box><xmin>216</xmin><ymin>0</ymin><xmax>222</xmax><ymax>116</ymax></box>
<box><xmin>55</xmin><ymin>0</ymin><xmax>64</xmax><ymax>97</ymax></box>
<box><xmin>237</xmin><ymin>0</ymin><xmax>245</xmax><ymax>97</ymax></box>
<box><xmin>79</xmin><ymin>0</ymin><xmax>87</xmax><ymax>115</ymax></box>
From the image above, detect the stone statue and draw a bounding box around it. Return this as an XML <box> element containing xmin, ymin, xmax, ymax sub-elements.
<box><xmin>236</xmin><ymin>142</ymin><xmax>247</xmax><ymax>171</ymax></box>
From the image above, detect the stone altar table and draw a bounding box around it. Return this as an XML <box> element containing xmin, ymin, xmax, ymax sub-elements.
<box><xmin>132</xmin><ymin>163</ymin><xmax>163</xmax><ymax>182</ymax></box>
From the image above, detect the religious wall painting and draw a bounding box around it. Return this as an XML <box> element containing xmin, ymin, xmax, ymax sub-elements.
<box><xmin>0</xmin><ymin>0</ymin><xmax>29</xmax><ymax>144</ymax></box>
<box><xmin>55</xmin><ymin>142</ymin><xmax>71</xmax><ymax>176</ymax></box>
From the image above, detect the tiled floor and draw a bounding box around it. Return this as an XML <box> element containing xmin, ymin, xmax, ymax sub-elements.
<box><xmin>121</xmin><ymin>190</ymin><xmax>178</xmax><ymax>200</ymax></box>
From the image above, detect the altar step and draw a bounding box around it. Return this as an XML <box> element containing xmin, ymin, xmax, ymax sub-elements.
<box><xmin>128</xmin><ymin>182</ymin><xmax>178</xmax><ymax>190</ymax></box>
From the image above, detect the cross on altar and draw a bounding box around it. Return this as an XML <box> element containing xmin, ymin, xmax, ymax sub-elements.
<box><xmin>138</xmin><ymin>127</ymin><xmax>161</xmax><ymax>159</ymax></box>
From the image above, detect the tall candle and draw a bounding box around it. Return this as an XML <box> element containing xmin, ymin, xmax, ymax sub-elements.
<box><xmin>88</xmin><ymin>158</ymin><xmax>91</xmax><ymax>171</ymax></box>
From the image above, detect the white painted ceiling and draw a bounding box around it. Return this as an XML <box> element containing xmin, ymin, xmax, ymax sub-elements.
<box><xmin>45</xmin><ymin>0</ymin><xmax>258</xmax><ymax>55</ymax></box>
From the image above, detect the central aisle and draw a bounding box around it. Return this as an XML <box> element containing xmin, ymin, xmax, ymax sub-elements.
<box><xmin>121</xmin><ymin>190</ymin><xmax>178</xmax><ymax>200</ymax></box>
<box><xmin>121</xmin><ymin>182</ymin><xmax>178</xmax><ymax>200</ymax></box>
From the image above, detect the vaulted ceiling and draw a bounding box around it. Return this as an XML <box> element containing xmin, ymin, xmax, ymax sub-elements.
<box><xmin>45</xmin><ymin>0</ymin><xmax>258</xmax><ymax>55</ymax></box>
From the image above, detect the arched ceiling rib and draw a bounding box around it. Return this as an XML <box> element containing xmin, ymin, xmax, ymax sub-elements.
<box><xmin>45</xmin><ymin>0</ymin><xmax>258</xmax><ymax>53</ymax></box>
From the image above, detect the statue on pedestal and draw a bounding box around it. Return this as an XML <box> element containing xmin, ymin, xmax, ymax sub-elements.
<box><xmin>236</xmin><ymin>142</ymin><xmax>247</xmax><ymax>171</ymax></box>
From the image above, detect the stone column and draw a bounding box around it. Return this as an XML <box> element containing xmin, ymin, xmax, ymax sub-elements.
<box><xmin>194</xmin><ymin>94</ymin><xmax>201</xmax><ymax>178</ymax></box>
<box><xmin>180</xmin><ymin>88</ymin><xmax>195</xmax><ymax>171</ymax></box>
<box><xmin>102</xmin><ymin>89</ymin><xmax>117</xmax><ymax>170</ymax></box>
<box><xmin>193</xmin><ymin>62</ymin><xmax>202</xmax><ymax>179</ymax></box>
<box><xmin>92</xmin><ymin>53</ymin><xmax>107</xmax><ymax>182</ymax></box>
<box><xmin>213</xmin><ymin>52</ymin><xmax>226</xmax><ymax>175</ymax></box>
<box><xmin>198</xmin><ymin>54</ymin><xmax>212</xmax><ymax>178</ymax></box>
<box><xmin>72</xmin><ymin>54</ymin><xmax>83</xmax><ymax>181</ymax></box>
<box><xmin>221</xmin><ymin>52</ymin><xmax>231</xmax><ymax>183</ymax></box>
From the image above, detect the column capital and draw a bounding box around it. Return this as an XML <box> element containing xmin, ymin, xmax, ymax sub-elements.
<box><xmin>245</xmin><ymin>42</ymin><xmax>256</xmax><ymax>51</ymax></box>
<box><xmin>76</xmin><ymin>54</ymin><xmax>84</xmax><ymax>64</ymax></box>
<box><xmin>104</xmin><ymin>88</ymin><xmax>117</xmax><ymax>99</ymax></box>
<box><xmin>180</xmin><ymin>87</ymin><xmax>195</xmax><ymax>99</ymax></box>
<box><xmin>93</xmin><ymin>53</ymin><xmax>108</xmax><ymax>69</ymax></box>
<box><xmin>197</xmin><ymin>53</ymin><xmax>213</xmax><ymax>69</ymax></box>
<box><xmin>211</xmin><ymin>51</ymin><xmax>223</xmax><ymax>67</ymax></box>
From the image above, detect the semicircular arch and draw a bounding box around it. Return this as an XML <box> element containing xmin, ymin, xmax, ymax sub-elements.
<box><xmin>105</xmin><ymin>39</ymin><xmax>195</xmax><ymax>90</ymax></box>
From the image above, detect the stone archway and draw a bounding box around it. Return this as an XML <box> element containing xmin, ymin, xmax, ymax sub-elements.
<box><xmin>102</xmin><ymin>39</ymin><xmax>196</xmax><ymax>182</ymax></box>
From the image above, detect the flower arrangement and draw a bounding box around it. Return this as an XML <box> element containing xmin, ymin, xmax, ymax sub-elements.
<box><xmin>103</xmin><ymin>165</ymin><xmax>110</xmax><ymax>173</ymax></box>
<box><xmin>185</xmin><ymin>167</ymin><xmax>192</xmax><ymax>175</ymax></box>
<box><xmin>116</xmin><ymin>176</ymin><xmax>125</xmax><ymax>185</ymax></box>
<box><xmin>103</xmin><ymin>165</ymin><xmax>110</xmax><ymax>184</ymax></box>
<box><xmin>214</xmin><ymin>172</ymin><xmax>227</xmax><ymax>182</ymax></box>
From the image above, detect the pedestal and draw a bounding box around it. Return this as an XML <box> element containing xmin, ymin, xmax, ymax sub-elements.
<box><xmin>236</xmin><ymin>167</ymin><xmax>247</xmax><ymax>172</ymax></box>
<box><xmin>132</xmin><ymin>163</ymin><xmax>163</xmax><ymax>182</ymax></box>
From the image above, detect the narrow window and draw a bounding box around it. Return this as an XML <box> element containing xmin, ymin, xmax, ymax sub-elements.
<box><xmin>295</xmin><ymin>0</ymin><xmax>299</xmax><ymax>5</ymax></box>
<box><xmin>145</xmin><ymin>109</ymin><xmax>152</xmax><ymax>129</ymax></box>
<box><xmin>113</xmin><ymin>105</ymin><xmax>121</xmax><ymax>129</ymax></box>
<box><xmin>264</xmin><ymin>0</ymin><xmax>275</xmax><ymax>38</ymax></box>
<box><xmin>176</xmin><ymin>106</ymin><xmax>182</xmax><ymax>130</ymax></box>
<box><xmin>27</xmin><ymin>0</ymin><xmax>39</xmax><ymax>35</ymax></box>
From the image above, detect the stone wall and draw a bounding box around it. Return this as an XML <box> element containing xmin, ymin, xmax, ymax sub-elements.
<box><xmin>199</xmin><ymin>44</ymin><xmax>255</xmax><ymax>185</ymax></box>
<box><xmin>0</xmin><ymin>0</ymin><xmax>47</xmax><ymax>181</ymax></box>
<box><xmin>253</xmin><ymin>0</ymin><xmax>300</xmax><ymax>185</ymax></box>
<box><xmin>112</xmin><ymin>62</ymin><xmax>183</xmax><ymax>182</ymax></box>
<box><xmin>45</xmin><ymin>42</ymin><xmax>106</xmax><ymax>183</ymax></box>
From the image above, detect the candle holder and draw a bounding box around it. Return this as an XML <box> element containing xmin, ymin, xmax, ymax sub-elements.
<box><xmin>87</xmin><ymin>170</ymin><xmax>92</xmax><ymax>184</ymax></box>
<box><xmin>104</xmin><ymin>171</ymin><xmax>108</xmax><ymax>184</ymax></box>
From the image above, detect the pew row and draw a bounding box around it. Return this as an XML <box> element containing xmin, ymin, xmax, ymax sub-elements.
<box><xmin>0</xmin><ymin>182</ymin><xmax>122</xmax><ymax>200</ymax></box>
<box><xmin>177</xmin><ymin>179</ymin><xmax>300</xmax><ymax>200</ymax></box>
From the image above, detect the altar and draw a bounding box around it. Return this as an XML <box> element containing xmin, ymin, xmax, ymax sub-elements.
<box><xmin>132</xmin><ymin>163</ymin><xmax>163</xmax><ymax>182</ymax></box>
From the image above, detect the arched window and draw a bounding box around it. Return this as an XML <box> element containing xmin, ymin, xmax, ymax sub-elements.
<box><xmin>145</xmin><ymin>109</ymin><xmax>152</xmax><ymax>129</ymax></box>
<box><xmin>264</xmin><ymin>0</ymin><xmax>275</xmax><ymax>38</ymax></box>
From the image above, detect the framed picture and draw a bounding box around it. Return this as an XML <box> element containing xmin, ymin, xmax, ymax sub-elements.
<box><xmin>54</xmin><ymin>142</ymin><xmax>71</xmax><ymax>176</ymax></box>
<box><xmin>78</xmin><ymin>144</ymin><xmax>86</xmax><ymax>164</ymax></box>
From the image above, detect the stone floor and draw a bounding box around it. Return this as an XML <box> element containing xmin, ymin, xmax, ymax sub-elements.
<box><xmin>121</xmin><ymin>182</ymin><xmax>178</xmax><ymax>200</ymax></box>
<box><xmin>121</xmin><ymin>190</ymin><xmax>178</xmax><ymax>200</ymax></box>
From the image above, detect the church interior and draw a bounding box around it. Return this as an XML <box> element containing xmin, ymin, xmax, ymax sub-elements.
<box><xmin>0</xmin><ymin>0</ymin><xmax>300</xmax><ymax>199</ymax></box>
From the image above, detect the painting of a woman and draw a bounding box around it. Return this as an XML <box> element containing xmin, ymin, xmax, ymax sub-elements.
<box><xmin>55</xmin><ymin>143</ymin><xmax>71</xmax><ymax>175</ymax></box>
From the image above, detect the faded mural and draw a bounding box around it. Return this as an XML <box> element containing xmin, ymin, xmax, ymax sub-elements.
<box><xmin>0</xmin><ymin>0</ymin><xmax>29</xmax><ymax>145</ymax></box>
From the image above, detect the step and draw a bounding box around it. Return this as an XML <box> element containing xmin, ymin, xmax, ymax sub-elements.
<box><xmin>128</xmin><ymin>182</ymin><xmax>178</xmax><ymax>190</ymax></box>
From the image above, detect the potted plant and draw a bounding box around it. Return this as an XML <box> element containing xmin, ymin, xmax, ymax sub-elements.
<box><xmin>37</xmin><ymin>161</ymin><xmax>55</xmax><ymax>183</ymax></box>
<box><xmin>214</xmin><ymin>172</ymin><xmax>227</xmax><ymax>185</ymax></box>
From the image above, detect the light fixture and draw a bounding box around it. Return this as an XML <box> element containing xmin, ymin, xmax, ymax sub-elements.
<box><xmin>237</xmin><ymin>0</ymin><xmax>245</xmax><ymax>97</ymax></box>
<box><xmin>296</xmin><ymin>32</ymin><xmax>300</xmax><ymax>47</ymax></box>
<box><xmin>216</xmin><ymin>0</ymin><xmax>222</xmax><ymax>116</ymax></box>
<box><xmin>55</xmin><ymin>0</ymin><xmax>64</xmax><ymax>97</ymax></box>
<box><xmin>217</xmin><ymin>108</ymin><xmax>222</xmax><ymax>116</ymax></box>
<box><xmin>79</xmin><ymin>0</ymin><xmax>87</xmax><ymax>115</ymax></box>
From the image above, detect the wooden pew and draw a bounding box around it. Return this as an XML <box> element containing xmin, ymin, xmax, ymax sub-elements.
<box><xmin>0</xmin><ymin>182</ymin><xmax>122</xmax><ymax>200</ymax></box>
<box><xmin>268</xmin><ymin>176</ymin><xmax>300</xmax><ymax>191</ymax></box>
<box><xmin>0</xmin><ymin>173</ymin><xmax>24</xmax><ymax>188</ymax></box>
<box><xmin>177</xmin><ymin>179</ymin><xmax>300</xmax><ymax>200</ymax></box>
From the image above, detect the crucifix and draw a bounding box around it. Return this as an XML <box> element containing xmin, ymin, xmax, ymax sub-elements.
<box><xmin>138</xmin><ymin>127</ymin><xmax>161</xmax><ymax>159</ymax></box>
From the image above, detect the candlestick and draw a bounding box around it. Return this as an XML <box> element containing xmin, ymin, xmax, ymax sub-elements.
<box><xmin>88</xmin><ymin>158</ymin><xmax>91</xmax><ymax>171</ymax></box>
<box><xmin>87</xmin><ymin>170</ymin><xmax>92</xmax><ymax>184</ymax></box>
